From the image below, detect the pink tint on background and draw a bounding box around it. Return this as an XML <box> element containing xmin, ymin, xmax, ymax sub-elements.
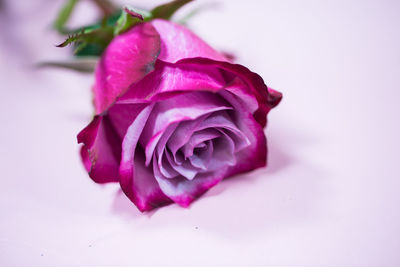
<box><xmin>1</xmin><ymin>0</ymin><xmax>400</xmax><ymax>266</ymax></box>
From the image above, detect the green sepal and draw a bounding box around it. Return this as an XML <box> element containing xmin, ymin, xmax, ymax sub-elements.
<box><xmin>151</xmin><ymin>0</ymin><xmax>193</xmax><ymax>20</ymax></box>
<box><xmin>113</xmin><ymin>6</ymin><xmax>150</xmax><ymax>36</ymax></box>
<box><xmin>74</xmin><ymin>43</ymin><xmax>105</xmax><ymax>57</ymax></box>
<box><xmin>61</xmin><ymin>12</ymin><xmax>120</xmax><ymax>57</ymax></box>
<box><xmin>54</xmin><ymin>0</ymin><xmax>196</xmax><ymax>58</ymax></box>
<box><xmin>56</xmin><ymin>25</ymin><xmax>114</xmax><ymax>56</ymax></box>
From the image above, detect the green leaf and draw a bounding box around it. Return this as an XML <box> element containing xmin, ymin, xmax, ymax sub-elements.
<box><xmin>56</xmin><ymin>26</ymin><xmax>114</xmax><ymax>56</ymax></box>
<box><xmin>37</xmin><ymin>58</ymin><xmax>98</xmax><ymax>73</ymax></box>
<box><xmin>53</xmin><ymin>0</ymin><xmax>79</xmax><ymax>33</ymax></box>
<box><xmin>113</xmin><ymin>6</ymin><xmax>149</xmax><ymax>36</ymax></box>
<box><xmin>151</xmin><ymin>0</ymin><xmax>193</xmax><ymax>20</ymax></box>
<box><xmin>54</xmin><ymin>0</ymin><xmax>197</xmax><ymax>58</ymax></box>
<box><xmin>55</xmin><ymin>8</ymin><xmax>122</xmax><ymax>57</ymax></box>
<box><xmin>74</xmin><ymin>43</ymin><xmax>104</xmax><ymax>57</ymax></box>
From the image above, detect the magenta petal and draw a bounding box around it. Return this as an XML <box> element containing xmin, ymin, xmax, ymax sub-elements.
<box><xmin>116</xmin><ymin>57</ymin><xmax>282</xmax><ymax>129</ymax></box>
<box><xmin>158</xmin><ymin>152</ymin><xmax>180</xmax><ymax>178</ymax></box>
<box><xmin>176</xmin><ymin>57</ymin><xmax>282</xmax><ymax>127</ymax></box>
<box><xmin>149</xmin><ymin>123</ymin><xmax>181</xmax><ymax>178</ymax></box>
<box><xmin>140</xmin><ymin>92</ymin><xmax>232</xmax><ymax>165</ymax></box>
<box><xmin>94</xmin><ymin>23</ymin><xmax>161</xmax><ymax>113</ymax></box>
<box><xmin>107</xmin><ymin>103</ymin><xmax>148</xmax><ymax>138</ymax></box>
<box><xmin>267</xmin><ymin>88</ymin><xmax>284</xmax><ymax>109</ymax></box>
<box><xmin>118</xmin><ymin>60</ymin><xmax>227</xmax><ymax>104</ymax></box>
<box><xmin>208</xmin><ymin>134</ymin><xmax>236</xmax><ymax>169</ymax></box>
<box><xmin>196</xmin><ymin>111</ymin><xmax>248</xmax><ymax>144</ymax></box>
<box><xmin>166</xmin><ymin>113</ymin><xmax>211</xmax><ymax>157</ymax></box>
<box><xmin>189</xmin><ymin>140</ymin><xmax>214</xmax><ymax>170</ymax></box>
<box><xmin>121</xmin><ymin>57</ymin><xmax>282</xmax><ymax>128</ymax></box>
<box><xmin>129</xmin><ymin>148</ymin><xmax>172</xmax><ymax>211</ymax></box>
<box><xmin>156</xmin><ymin>123</ymin><xmax>179</xmax><ymax>159</ymax></box>
<box><xmin>150</xmin><ymin>19</ymin><xmax>228</xmax><ymax>63</ymax></box>
<box><xmin>164</xmin><ymin>150</ymin><xmax>199</xmax><ymax>180</ymax></box>
<box><xmin>119</xmin><ymin>105</ymin><xmax>171</xmax><ymax>211</ymax></box>
<box><xmin>77</xmin><ymin>115</ymin><xmax>121</xmax><ymax>184</ymax></box>
<box><xmin>220</xmin><ymin>91</ymin><xmax>268</xmax><ymax>178</ymax></box>
<box><xmin>223</xmin><ymin>77</ymin><xmax>259</xmax><ymax>114</ymax></box>
<box><xmin>80</xmin><ymin>146</ymin><xmax>92</xmax><ymax>172</ymax></box>
<box><xmin>181</xmin><ymin>129</ymin><xmax>221</xmax><ymax>158</ymax></box>
<box><xmin>154</xmin><ymin>123</ymin><xmax>181</xmax><ymax>178</ymax></box>
<box><xmin>154</xmin><ymin>167</ymin><xmax>228</xmax><ymax>207</ymax></box>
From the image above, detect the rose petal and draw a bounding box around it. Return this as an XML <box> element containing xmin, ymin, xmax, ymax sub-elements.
<box><xmin>208</xmin><ymin>134</ymin><xmax>236</xmax><ymax>168</ymax></box>
<box><xmin>166</xmin><ymin>113</ymin><xmax>211</xmax><ymax>159</ymax></box>
<box><xmin>116</xmin><ymin>58</ymin><xmax>281</xmax><ymax>128</ymax></box>
<box><xmin>196</xmin><ymin>110</ymin><xmax>249</xmax><ymax>143</ymax></box>
<box><xmin>107</xmin><ymin>103</ymin><xmax>148</xmax><ymax>138</ymax></box>
<box><xmin>117</xmin><ymin>60</ymin><xmax>227</xmax><ymax>104</ymax></box>
<box><xmin>94</xmin><ymin>23</ymin><xmax>161</xmax><ymax>113</ymax></box>
<box><xmin>77</xmin><ymin>115</ymin><xmax>121</xmax><ymax>183</ymax></box>
<box><xmin>119</xmin><ymin>105</ymin><xmax>171</xmax><ymax>211</ymax></box>
<box><xmin>164</xmin><ymin>149</ymin><xmax>199</xmax><ymax>180</ymax></box>
<box><xmin>219</xmin><ymin>91</ymin><xmax>268</xmax><ymax>177</ymax></box>
<box><xmin>149</xmin><ymin>123</ymin><xmax>183</xmax><ymax>179</ymax></box>
<box><xmin>176</xmin><ymin>57</ymin><xmax>283</xmax><ymax>127</ymax></box>
<box><xmin>150</xmin><ymin>19</ymin><xmax>229</xmax><ymax>63</ymax></box>
<box><xmin>158</xmin><ymin>151</ymin><xmax>180</xmax><ymax>178</ymax></box>
<box><xmin>156</xmin><ymin>123</ymin><xmax>178</xmax><ymax>158</ymax></box>
<box><xmin>218</xmin><ymin>128</ymin><xmax>250</xmax><ymax>152</ymax></box>
<box><xmin>181</xmin><ymin>128</ymin><xmax>221</xmax><ymax>158</ymax></box>
<box><xmin>129</xmin><ymin>148</ymin><xmax>172</xmax><ymax>211</ymax></box>
<box><xmin>189</xmin><ymin>140</ymin><xmax>214</xmax><ymax>170</ymax></box>
<box><xmin>80</xmin><ymin>146</ymin><xmax>92</xmax><ymax>172</ymax></box>
<box><xmin>153</xmin><ymin>163</ymin><xmax>228</xmax><ymax>207</ymax></box>
<box><xmin>140</xmin><ymin>92</ymin><xmax>232</xmax><ymax>166</ymax></box>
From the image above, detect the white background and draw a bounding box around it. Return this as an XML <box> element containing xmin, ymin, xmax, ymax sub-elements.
<box><xmin>1</xmin><ymin>0</ymin><xmax>399</xmax><ymax>266</ymax></box>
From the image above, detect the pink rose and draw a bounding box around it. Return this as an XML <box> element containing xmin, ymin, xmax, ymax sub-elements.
<box><xmin>78</xmin><ymin>19</ymin><xmax>282</xmax><ymax>211</ymax></box>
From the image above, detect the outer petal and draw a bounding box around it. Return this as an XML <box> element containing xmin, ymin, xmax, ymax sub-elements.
<box><xmin>150</xmin><ymin>19</ymin><xmax>228</xmax><ymax>63</ymax></box>
<box><xmin>153</xmin><ymin>162</ymin><xmax>228</xmax><ymax>207</ymax></box>
<box><xmin>219</xmin><ymin>90</ymin><xmax>268</xmax><ymax>178</ymax></box>
<box><xmin>117</xmin><ymin>60</ymin><xmax>226</xmax><ymax>104</ymax></box>
<box><xmin>176</xmin><ymin>57</ymin><xmax>282</xmax><ymax>127</ymax></box>
<box><xmin>118</xmin><ymin>58</ymin><xmax>282</xmax><ymax>128</ymax></box>
<box><xmin>119</xmin><ymin>105</ymin><xmax>172</xmax><ymax>211</ymax></box>
<box><xmin>107</xmin><ymin>103</ymin><xmax>148</xmax><ymax>138</ymax></box>
<box><xmin>77</xmin><ymin>116</ymin><xmax>121</xmax><ymax>183</ymax></box>
<box><xmin>94</xmin><ymin>23</ymin><xmax>161</xmax><ymax>113</ymax></box>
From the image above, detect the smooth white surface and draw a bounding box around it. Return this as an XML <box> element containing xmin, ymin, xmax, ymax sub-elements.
<box><xmin>1</xmin><ymin>0</ymin><xmax>400</xmax><ymax>266</ymax></box>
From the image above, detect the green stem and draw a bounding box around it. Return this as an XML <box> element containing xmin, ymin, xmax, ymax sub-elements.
<box><xmin>91</xmin><ymin>0</ymin><xmax>118</xmax><ymax>17</ymax></box>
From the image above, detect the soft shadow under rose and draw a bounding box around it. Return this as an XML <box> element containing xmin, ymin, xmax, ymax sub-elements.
<box><xmin>78</xmin><ymin>19</ymin><xmax>282</xmax><ymax>211</ymax></box>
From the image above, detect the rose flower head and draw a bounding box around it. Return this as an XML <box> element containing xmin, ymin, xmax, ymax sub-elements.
<box><xmin>76</xmin><ymin>5</ymin><xmax>282</xmax><ymax>211</ymax></box>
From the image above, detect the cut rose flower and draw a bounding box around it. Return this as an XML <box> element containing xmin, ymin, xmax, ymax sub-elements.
<box><xmin>78</xmin><ymin>19</ymin><xmax>282</xmax><ymax>211</ymax></box>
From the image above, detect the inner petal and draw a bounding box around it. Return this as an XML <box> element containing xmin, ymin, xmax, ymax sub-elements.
<box><xmin>156</xmin><ymin>152</ymin><xmax>179</xmax><ymax>179</ymax></box>
<box><xmin>181</xmin><ymin>128</ymin><xmax>221</xmax><ymax>158</ymax></box>
<box><xmin>218</xmin><ymin>128</ymin><xmax>251</xmax><ymax>152</ymax></box>
<box><xmin>167</xmin><ymin>113</ymin><xmax>211</xmax><ymax>158</ymax></box>
<box><xmin>140</xmin><ymin>91</ymin><xmax>232</xmax><ymax>149</ymax></box>
<box><xmin>165</xmin><ymin>148</ymin><xmax>199</xmax><ymax>180</ymax></box>
<box><xmin>196</xmin><ymin>110</ymin><xmax>248</xmax><ymax>142</ymax></box>
<box><xmin>141</xmin><ymin>91</ymin><xmax>232</xmax><ymax>166</ymax></box>
<box><xmin>189</xmin><ymin>140</ymin><xmax>214</xmax><ymax>170</ymax></box>
<box><xmin>208</xmin><ymin>134</ymin><xmax>236</xmax><ymax>169</ymax></box>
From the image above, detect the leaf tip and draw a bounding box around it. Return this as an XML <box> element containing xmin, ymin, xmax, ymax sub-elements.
<box><xmin>123</xmin><ymin>7</ymin><xmax>144</xmax><ymax>21</ymax></box>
